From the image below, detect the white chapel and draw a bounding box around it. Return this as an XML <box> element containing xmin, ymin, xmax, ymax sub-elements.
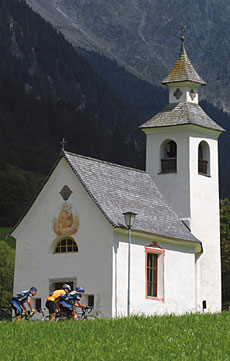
<box><xmin>11</xmin><ymin>36</ymin><xmax>224</xmax><ymax>317</ymax></box>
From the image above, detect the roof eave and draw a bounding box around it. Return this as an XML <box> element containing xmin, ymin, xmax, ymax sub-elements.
<box><xmin>140</xmin><ymin>122</ymin><xmax>225</xmax><ymax>133</ymax></box>
<box><xmin>161</xmin><ymin>79</ymin><xmax>207</xmax><ymax>86</ymax></box>
<box><xmin>114</xmin><ymin>227</ymin><xmax>203</xmax><ymax>253</ymax></box>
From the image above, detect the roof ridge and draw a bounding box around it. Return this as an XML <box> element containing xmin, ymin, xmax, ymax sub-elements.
<box><xmin>64</xmin><ymin>151</ymin><xmax>146</xmax><ymax>174</ymax></box>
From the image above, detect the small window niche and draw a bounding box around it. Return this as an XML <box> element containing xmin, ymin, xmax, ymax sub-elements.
<box><xmin>82</xmin><ymin>295</ymin><xmax>94</xmax><ymax>307</ymax></box>
<box><xmin>198</xmin><ymin>141</ymin><xmax>210</xmax><ymax>176</ymax></box>
<box><xmin>35</xmin><ymin>298</ymin><xmax>41</xmax><ymax>310</ymax></box>
<box><xmin>88</xmin><ymin>295</ymin><xmax>94</xmax><ymax>307</ymax></box>
<box><xmin>160</xmin><ymin>140</ymin><xmax>177</xmax><ymax>173</ymax></box>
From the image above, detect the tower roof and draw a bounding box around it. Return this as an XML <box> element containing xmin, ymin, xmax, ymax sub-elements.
<box><xmin>161</xmin><ymin>41</ymin><xmax>206</xmax><ymax>86</ymax></box>
<box><xmin>140</xmin><ymin>102</ymin><xmax>224</xmax><ymax>132</ymax></box>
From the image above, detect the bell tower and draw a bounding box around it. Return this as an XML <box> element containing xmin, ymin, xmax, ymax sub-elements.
<box><xmin>140</xmin><ymin>34</ymin><xmax>224</xmax><ymax>312</ymax></box>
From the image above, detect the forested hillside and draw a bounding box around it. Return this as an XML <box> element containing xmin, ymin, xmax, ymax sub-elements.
<box><xmin>1</xmin><ymin>0</ymin><xmax>230</xmax><ymax>227</ymax></box>
<box><xmin>0</xmin><ymin>0</ymin><xmax>144</xmax><ymax>225</ymax></box>
<box><xmin>0</xmin><ymin>0</ymin><xmax>142</xmax><ymax>133</ymax></box>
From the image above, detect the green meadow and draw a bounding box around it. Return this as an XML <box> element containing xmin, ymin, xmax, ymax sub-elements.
<box><xmin>0</xmin><ymin>312</ymin><xmax>230</xmax><ymax>361</ymax></box>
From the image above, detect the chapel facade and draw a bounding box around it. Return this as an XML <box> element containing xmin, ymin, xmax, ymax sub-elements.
<box><xmin>11</xmin><ymin>36</ymin><xmax>223</xmax><ymax>317</ymax></box>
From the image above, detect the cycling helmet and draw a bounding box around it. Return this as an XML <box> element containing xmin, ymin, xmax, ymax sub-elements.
<box><xmin>76</xmin><ymin>287</ymin><xmax>85</xmax><ymax>293</ymax></box>
<box><xmin>30</xmin><ymin>287</ymin><xmax>37</xmax><ymax>292</ymax></box>
<box><xmin>62</xmin><ymin>284</ymin><xmax>71</xmax><ymax>291</ymax></box>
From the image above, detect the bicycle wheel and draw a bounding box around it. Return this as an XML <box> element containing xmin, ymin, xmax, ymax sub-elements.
<box><xmin>84</xmin><ymin>314</ymin><xmax>98</xmax><ymax>320</ymax></box>
<box><xmin>32</xmin><ymin>314</ymin><xmax>49</xmax><ymax>322</ymax></box>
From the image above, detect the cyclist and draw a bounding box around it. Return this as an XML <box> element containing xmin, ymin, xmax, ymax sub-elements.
<box><xmin>11</xmin><ymin>287</ymin><xmax>37</xmax><ymax>322</ymax></box>
<box><xmin>45</xmin><ymin>284</ymin><xmax>71</xmax><ymax>321</ymax></box>
<box><xmin>58</xmin><ymin>286</ymin><xmax>89</xmax><ymax>320</ymax></box>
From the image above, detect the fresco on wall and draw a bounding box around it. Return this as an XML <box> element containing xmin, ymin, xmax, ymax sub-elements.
<box><xmin>53</xmin><ymin>202</ymin><xmax>79</xmax><ymax>236</ymax></box>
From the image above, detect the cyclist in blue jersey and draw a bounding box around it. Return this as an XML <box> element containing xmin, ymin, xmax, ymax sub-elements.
<box><xmin>11</xmin><ymin>287</ymin><xmax>37</xmax><ymax>321</ymax></box>
<box><xmin>58</xmin><ymin>287</ymin><xmax>89</xmax><ymax>320</ymax></box>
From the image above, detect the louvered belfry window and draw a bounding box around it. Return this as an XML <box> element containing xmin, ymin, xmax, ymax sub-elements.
<box><xmin>198</xmin><ymin>142</ymin><xmax>208</xmax><ymax>175</ymax></box>
<box><xmin>161</xmin><ymin>140</ymin><xmax>177</xmax><ymax>173</ymax></box>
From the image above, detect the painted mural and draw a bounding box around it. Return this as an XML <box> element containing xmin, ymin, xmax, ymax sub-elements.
<box><xmin>53</xmin><ymin>202</ymin><xmax>79</xmax><ymax>236</ymax></box>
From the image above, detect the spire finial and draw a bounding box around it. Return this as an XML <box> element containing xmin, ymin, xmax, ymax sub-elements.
<box><xmin>60</xmin><ymin>137</ymin><xmax>67</xmax><ymax>150</ymax></box>
<box><xmin>178</xmin><ymin>23</ymin><xmax>186</xmax><ymax>42</ymax></box>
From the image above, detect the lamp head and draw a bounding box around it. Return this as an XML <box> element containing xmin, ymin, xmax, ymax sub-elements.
<box><xmin>123</xmin><ymin>211</ymin><xmax>137</xmax><ymax>228</ymax></box>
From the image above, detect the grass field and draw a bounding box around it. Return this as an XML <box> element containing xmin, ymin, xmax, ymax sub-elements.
<box><xmin>0</xmin><ymin>312</ymin><xmax>230</xmax><ymax>361</ymax></box>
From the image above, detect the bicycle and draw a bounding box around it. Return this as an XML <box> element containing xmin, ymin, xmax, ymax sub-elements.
<box><xmin>29</xmin><ymin>308</ymin><xmax>47</xmax><ymax>321</ymax></box>
<box><xmin>77</xmin><ymin>307</ymin><xmax>99</xmax><ymax>320</ymax></box>
<box><xmin>16</xmin><ymin>309</ymin><xmax>47</xmax><ymax>321</ymax></box>
<box><xmin>55</xmin><ymin>307</ymin><xmax>99</xmax><ymax>321</ymax></box>
<box><xmin>0</xmin><ymin>308</ymin><xmax>46</xmax><ymax>321</ymax></box>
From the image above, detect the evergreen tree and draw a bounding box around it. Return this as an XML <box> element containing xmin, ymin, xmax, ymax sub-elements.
<box><xmin>220</xmin><ymin>198</ymin><xmax>230</xmax><ymax>309</ymax></box>
<box><xmin>0</xmin><ymin>241</ymin><xmax>15</xmax><ymax>308</ymax></box>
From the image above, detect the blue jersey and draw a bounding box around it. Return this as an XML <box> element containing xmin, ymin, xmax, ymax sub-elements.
<box><xmin>12</xmin><ymin>290</ymin><xmax>32</xmax><ymax>304</ymax></box>
<box><xmin>60</xmin><ymin>292</ymin><xmax>80</xmax><ymax>305</ymax></box>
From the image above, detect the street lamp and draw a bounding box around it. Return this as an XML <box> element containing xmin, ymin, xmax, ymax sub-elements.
<box><xmin>123</xmin><ymin>211</ymin><xmax>137</xmax><ymax>316</ymax></box>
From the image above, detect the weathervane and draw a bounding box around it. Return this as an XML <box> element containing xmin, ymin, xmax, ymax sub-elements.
<box><xmin>60</xmin><ymin>137</ymin><xmax>67</xmax><ymax>150</ymax></box>
<box><xmin>178</xmin><ymin>23</ymin><xmax>186</xmax><ymax>42</ymax></box>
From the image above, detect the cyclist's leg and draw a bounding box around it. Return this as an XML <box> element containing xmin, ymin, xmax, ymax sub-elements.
<box><xmin>11</xmin><ymin>300</ymin><xmax>23</xmax><ymax>322</ymax></box>
<box><xmin>59</xmin><ymin>301</ymin><xmax>75</xmax><ymax>320</ymax></box>
<box><xmin>71</xmin><ymin>309</ymin><xmax>77</xmax><ymax>320</ymax></box>
<box><xmin>45</xmin><ymin>301</ymin><xmax>57</xmax><ymax>321</ymax></box>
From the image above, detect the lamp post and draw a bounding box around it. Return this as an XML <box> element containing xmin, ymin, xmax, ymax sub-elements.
<box><xmin>123</xmin><ymin>211</ymin><xmax>137</xmax><ymax>317</ymax></box>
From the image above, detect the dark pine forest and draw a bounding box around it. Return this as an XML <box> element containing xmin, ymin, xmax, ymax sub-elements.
<box><xmin>0</xmin><ymin>0</ymin><xmax>144</xmax><ymax>225</ymax></box>
<box><xmin>1</xmin><ymin>0</ymin><xmax>230</xmax><ymax>228</ymax></box>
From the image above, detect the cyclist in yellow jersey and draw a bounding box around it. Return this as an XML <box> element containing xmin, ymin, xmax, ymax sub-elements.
<box><xmin>46</xmin><ymin>284</ymin><xmax>71</xmax><ymax>321</ymax></box>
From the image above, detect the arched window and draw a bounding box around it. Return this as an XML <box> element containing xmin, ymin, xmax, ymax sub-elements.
<box><xmin>198</xmin><ymin>141</ymin><xmax>210</xmax><ymax>175</ymax></box>
<box><xmin>54</xmin><ymin>237</ymin><xmax>78</xmax><ymax>254</ymax></box>
<box><xmin>160</xmin><ymin>140</ymin><xmax>177</xmax><ymax>173</ymax></box>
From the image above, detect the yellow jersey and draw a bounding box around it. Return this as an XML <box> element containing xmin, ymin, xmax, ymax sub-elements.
<box><xmin>47</xmin><ymin>289</ymin><xmax>65</xmax><ymax>302</ymax></box>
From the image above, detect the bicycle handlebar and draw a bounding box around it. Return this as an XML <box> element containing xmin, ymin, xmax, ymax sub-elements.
<box><xmin>80</xmin><ymin>306</ymin><xmax>93</xmax><ymax>317</ymax></box>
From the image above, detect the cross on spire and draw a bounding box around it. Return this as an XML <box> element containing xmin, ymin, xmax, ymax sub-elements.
<box><xmin>60</xmin><ymin>137</ymin><xmax>67</xmax><ymax>150</ymax></box>
<box><xmin>178</xmin><ymin>23</ymin><xmax>186</xmax><ymax>42</ymax></box>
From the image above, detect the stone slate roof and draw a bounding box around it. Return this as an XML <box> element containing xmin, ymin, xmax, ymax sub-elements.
<box><xmin>161</xmin><ymin>43</ymin><xmax>206</xmax><ymax>86</ymax></box>
<box><xmin>140</xmin><ymin>102</ymin><xmax>224</xmax><ymax>132</ymax></box>
<box><xmin>64</xmin><ymin>151</ymin><xmax>199</xmax><ymax>243</ymax></box>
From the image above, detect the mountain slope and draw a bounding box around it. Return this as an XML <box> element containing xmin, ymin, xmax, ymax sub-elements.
<box><xmin>0</xmin><ymin>0</ymin><xmax>141</xmax><ymax>136</ymax></box>
<box><xmin>25</xmin><ymin>0</ymin><xmax>230</xmax><ymax>111</ymax></box>
<box><xmin>0</xmin><ymin>0</ymin><xmax>147</xmax><ymax>225</ymax></box>
<box><xmin>1</xmin><ymin>0</ymin><xmax>230</xmax><ymax>205</ymax></box>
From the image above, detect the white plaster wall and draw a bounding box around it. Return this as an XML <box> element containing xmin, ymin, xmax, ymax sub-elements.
<box><xmin>145</xmin><ymin>126</ymin><xmax>191</xmax><ymax>220</ymax></box>
<box><xmin>13</xmin><ymin>158</ymin><xmax>113</xmax><ymax>318</ymax></box>
<box><xmin>145</xmin><ymin>125</ymin><xmax>222</xmax><ymax>313</ymax></box>
<box><xmin>112</xmin><ymin>232</ymin><xmax>196</xmax><ymax>316</ymax></box>
<box><xmin>168</xmin><ymin>83</ymin><xmax>199</xmax><ymax>104</ymax></box>
<box><xmin>189</xmin><ymin>133</ymin><xmax>221</xmax><ymax>312</ymax></box>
